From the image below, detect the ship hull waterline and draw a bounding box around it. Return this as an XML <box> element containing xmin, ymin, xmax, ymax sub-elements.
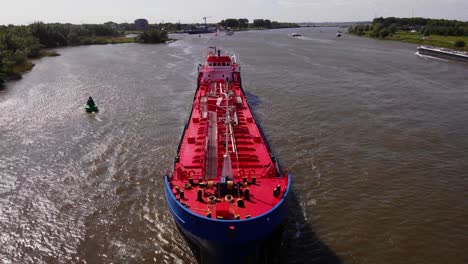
<box><xmin>164</xmin><ymin>174</ymin><xmax>291</xmax><ymax>262</ymax></box>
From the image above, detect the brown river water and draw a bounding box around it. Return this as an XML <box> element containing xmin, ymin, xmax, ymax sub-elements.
<box><xmin>0</xmin><ymin>27</ymin><xmax>467</xmax><ymax>264</ymax></box>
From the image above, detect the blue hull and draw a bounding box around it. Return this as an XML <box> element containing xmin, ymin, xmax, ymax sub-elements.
<box><xmin>164</xmin><ymin>175</ymin><xmax>291</xmax><ymax>263</ymax></box>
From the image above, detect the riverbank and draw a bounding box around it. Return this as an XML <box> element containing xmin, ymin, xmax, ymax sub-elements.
<box><xmin>1</xmin><ymin>51</ymin><xmax>61</xmax><ymax>83</ymax></box>
<box><xmin>386</xmin><ymin>32</ymin><xmax>468</xmax><ymax>51</ymax></box>
<box><xmin>349</xmin><ymin>31</ymin><xmax>468</xmax><ymax>52</ymax></box>
<box><xmin>86</xmin><ymin>36</ymin><xmax>136</xmax><ymax>45</ymax></box>
<box><xmin>0</xmin><ymin>35</ymin><xmax>167</xmax><ymax>85</ymax></box>
<box><xmin>0</xmin><ymin>23</ymin><xmax>172</xmax><ymax>85</ymax></box>
<box><xmin>0</xmin><ymin>36</ymin><xmax>146</xmax><ymax>85</ymax></box>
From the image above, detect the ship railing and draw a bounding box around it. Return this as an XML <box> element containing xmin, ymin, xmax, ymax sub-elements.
<box><xmin>176</xmin><ymin>123</ymin><xmax>188</xmax><ymax>154</ymax></box>
<box><xmin>203</xmin><ymin>66</ymin><xmax>234</xmax><ymax>72</ymax></box>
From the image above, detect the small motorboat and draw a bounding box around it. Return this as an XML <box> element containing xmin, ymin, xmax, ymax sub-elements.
<box><xmin>290</xmin><ymin>32</ymin><xmax>301</xmax><ymax>37</ymax></box>
<box><xmin>336</xmin><ymin>32</ymin><xmax>342</xmax><ymax>38</ymax></box>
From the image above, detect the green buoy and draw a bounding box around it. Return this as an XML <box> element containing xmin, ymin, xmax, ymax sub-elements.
<box><xmin>85</xmin><ymin>96</ymin><xmax>98</xmax><ymax>113</ymax></box>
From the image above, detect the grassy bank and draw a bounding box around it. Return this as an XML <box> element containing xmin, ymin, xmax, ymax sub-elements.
<box><xmin>94</xmin><ymin>36</ymin><xmax>136</xmax><ymax>44</ymax></box>
<box><xmin>387</xmin><ymin>32</ymin><xmax>468</xmax><ymax>51</ymax></box>
<box><xmin>8</xmin><ymin>61</ymin><xmax>35</xmax><ymax>80</ymax></box>
<box><xmin>39</xmin><ymin>50</ymin><xmax>60</xmax><ymax>57</ymax></box>
<box><xmin>351</xmin><ymin>31</ymin><xmax>468</xmax><ymax>52</ymax></box>
<box><xmin>2</xmin><ymin>52</ymin><xmax>61</xmax><ymax>82</ymax></box>
<box><xmin>0</xmin><ymin>36</ymin><xmax>136</xmax><ymax>84</ymax></box>
<box><xmin>0</xmin><ymin>23</ymin><xmax>172</xmax><ymax>84</ymax></box>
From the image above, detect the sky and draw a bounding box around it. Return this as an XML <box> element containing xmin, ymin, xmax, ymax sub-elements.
<box><xmin>2</xmin><ymin>0</ymin><xmax>468</xmax><ymax>25</ymax></box>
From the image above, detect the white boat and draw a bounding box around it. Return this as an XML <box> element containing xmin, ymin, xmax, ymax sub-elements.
<box><xmin>290</xmin><ymin>33</ymin><xmax>301</xmax><ymax>37</ymax></box>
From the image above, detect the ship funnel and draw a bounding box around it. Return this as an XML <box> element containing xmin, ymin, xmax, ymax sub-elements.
<box><xmin>221</xmin><ymin>153</ymin><xmax>233</xmax><ymax>183</ymax></box>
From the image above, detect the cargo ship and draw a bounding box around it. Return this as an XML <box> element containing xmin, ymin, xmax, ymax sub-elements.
<box><xmin>163</xmin><ymin>47</ymin><xmax>291</xmax><ymax>263</ymax></box>
<box><xmin>417</xmin><ymin>46</ymin><xmax>468</xmax><ymax>63</ymax></box>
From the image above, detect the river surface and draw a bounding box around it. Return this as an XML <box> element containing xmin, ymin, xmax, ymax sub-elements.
<box><xmin>1</xmin><ymin>27</ymin><xmax>467</xmax><ymax>264</ymax></box>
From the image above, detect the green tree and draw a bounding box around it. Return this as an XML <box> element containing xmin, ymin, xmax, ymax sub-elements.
<box><xmin>454</xmin><ymin>40</ymin><xmax>465</xmax><ymax>47</ymax></box>
<box><xmin>137</xmin><ymin>29</ymin><xmax>168</xmax><ymax>43</ymax></box>
<box><xmin>356</xmin><ymin>27</ymin><xmax>364</xmax><ymax>35</ymax></box>
<box><xmin>388</xmin><ymin>23</ymin><xmax>398</xmax><ymax>35</ymax></box>
<box><xmin>67</xmin><ymin>31</ymin><xmax>81</xmax><ymax>45</ymax></box>
<box><xmin>0</xmin><ymin>58</ymin><xmax>5</xmax><ymax>84</ymax></box>
<box><xmin>423</xmin><ymin>26</ymin><xmax>431</xmax><ymax>36</ymax></box>
<box><xmin>0</xmin><ymin>71</ymin><xmax>5</xmax><ymax>84</ymax></box>
<box><xmin>379</xmin><ymin>29</ymin><xmax>390</xmax><ymax>38</ymax></box>
<box><xmin>224</xmin><ymin>18</ymin><xmax>239</xmax><ymax>28</ymax></box>
<box><xmin>370</xmin><ymin>23</ymin><xmax>382</xmax><ymax>37</ymax></box>
<box><xmin>253</xmin><ymin>19</ymin><xmax>265</xmax><ymax>28</ymax></box>
<box><xmin>237</xmin><ymin>18</ymin><xmax>249</xmax><ymax>28</ymax></box>
<box><xmin>30</xmin><ymin>22</ymin><xmax>68</xmax><ymax>48</ymax></box>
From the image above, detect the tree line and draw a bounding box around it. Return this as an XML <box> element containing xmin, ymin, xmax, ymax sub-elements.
<box><xmin>0</xmin><ymin>18</ymin><xmax>301</xmax><ymax>84</ymax></box>
<box><xmin>0</xmin><ymin>24</ymin><xmax>42</xmax><ymax>84</ymax></box>
<box><xmin>219</xmin><ymin>18</ymin><xmax>300</xmax><ymax>29</ymax></box>
<box><xmin>348</xmin><ymin>17</ymin><xmax>468</xmax><ymax>38</ymax></box>
<box><xmin>0</xmin><ymin>22</ymin><xmax>168</xmax><ymax>84</ymax></box>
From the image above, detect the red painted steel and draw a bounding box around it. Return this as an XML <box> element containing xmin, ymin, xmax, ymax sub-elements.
<box><xmin>169</xmin><ymin>48</ymin><xmax>289</xmax><ymax>220</ymax></box>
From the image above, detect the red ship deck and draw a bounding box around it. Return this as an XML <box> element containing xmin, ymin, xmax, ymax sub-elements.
<box><xmin>169</xmin><ymin>49</ymin><xmax>288</xmax><ymax>220</ymax></box>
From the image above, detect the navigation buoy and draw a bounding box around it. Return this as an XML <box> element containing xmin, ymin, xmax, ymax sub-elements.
<box><xmin>85</xmin><ymin>96</ymin><xmax>99</xmax><ymax>113</ymax></box>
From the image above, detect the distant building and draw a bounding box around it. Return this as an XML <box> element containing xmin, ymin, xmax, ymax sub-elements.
<box><xmin>134</xmin><ymin>19</ymin><xmax>149</xmax><ymax>30</ymax></box>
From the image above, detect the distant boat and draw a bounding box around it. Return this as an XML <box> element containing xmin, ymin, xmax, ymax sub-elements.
<box><xmin>226</xmin><ymin>30</ymin><xmax>234</xmax><ymax>36</ymax></box>
<box><xmin>336</xmin><ymin>32</ymin><xmax>342</xmax><ymax>38</ymax></box>
<box><xmin>290</xmin><ymin>33</ymin><xmax>301</xmax><ymax>37</ymax></box>
<box><xmin>186</xmin><ymin>27</ymin><xmax>216</xmax><ymax>34</ymax></box>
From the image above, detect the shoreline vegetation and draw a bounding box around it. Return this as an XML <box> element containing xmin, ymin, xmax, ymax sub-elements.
<box><xmin>0</xmin><ymin>19</ymin><xmax>300</xmax><ymax>85</ymax></box>
<box><xmin>218</xmin><ymin>18</ymin><xmax>299</xmax><ymax>31</ymax></box>
<box><xmin>0</xmin><ymin>23</ymin><xmax>169</xmax><ymax>84</ymax></box>
<box><xmin>348</xmin><ymin>17</ymin><xmax>468</xmax><ymax>52</ymax></box>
